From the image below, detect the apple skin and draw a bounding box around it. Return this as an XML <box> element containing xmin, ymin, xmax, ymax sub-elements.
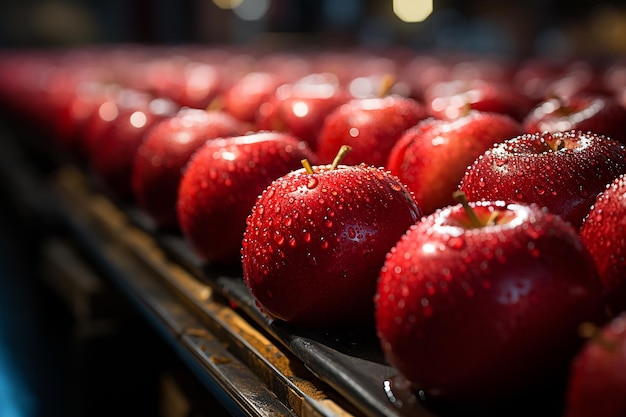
<box><xmin>316</xmin><ymin>95</ymin><xmax>428</xmax><ymax>167</ymax></box>
<box><xmin>423</xmin><ymin>78</ymin><xmax>533</xmax><ymax>121</ymax></box>
<box><xmin>241</xmin><ymin>162</ymin><xmax>422</xmax><ymax>327</ymax></box>
<box><xmin>387</xmin><ymin>111</ymin><xmax>523</xmax><ymax>215</ymax></box>
<box><xmin>459</xmin><ymin>130</ymin><xmax>626</xmax><ymax>229</ymax></box>
<box><xmin>255</xmin><ymin>73</ymin><xmax>350</xmax><ymax>151</ymax></box>
<box><xmin>88</xmin><ymin>97</ymin><xmax>179</xmax><ymax>201</ymax></box>
<box><xmin>177</xmin><ymin>132</ymin><xmax>317</xmax><ymax>265</ymax></box>
<box><xmin>563</xmin><ymin>312</ymin><xmax>626</xmax><ymax>417</ymax></box>
<box><xmin>580</xmin><ymin>174</ymin><xmax>626</xmax><ymax>315</ymax></box>
<box><xmin>131</xmin><ymin>108</ymin><xmax>250</xmax><ymax>230</ymax></box>
<box><xmin>222</xmin><ymin>71</ymin><xmax>283</xmax><ymax>124</ymax></box>
<box><xmin>375</xmin><ymin>201</ymin><xmax>607</xmax><ymax>409</ymax></box>
<box><xmin>523</xmin><ymin>94</ymin><xmax>626</xmax><ymax>144</ymax></box>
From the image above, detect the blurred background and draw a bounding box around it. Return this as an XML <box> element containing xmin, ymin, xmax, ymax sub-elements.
<box><xmin>1</xmin><ymin>0</ymin><xmax>626</xmax><ymax>59</ymax></box>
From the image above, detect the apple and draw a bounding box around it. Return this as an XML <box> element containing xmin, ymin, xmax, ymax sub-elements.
<box><xmin>255</xmin><ymin>72</ymin><xmax>350</xmax><ymax>151</ymax></box>
<box><xmin>177</xmin><ymin>132</ymin><xmax>317</xmax><ymax>265</ymax></box>
<box><xmin>459</xmin><ymin>130</ymin><xmax>626</xmax><ymax>229</ymax></box>
<box><xmin>221</xmin><ymin>71</ymin><xmax>283</xmax><ymax>123</ymax></box>
<box><xmin>316</xmin><ymin>95</ymin><xmax>427</xmax><ymax>167</ymax></box>
<box><xmin>131</xmin><ymin>107</ymin><xmax>250</xmax><ymax>230</ymax></box>
<box><xmin>375</xmin><ymin>194</ymin><xmax>607</xmax><ymax>410</ymax></box>
<box><xmin>423</xmin><ymin>78</ymin><xmax>532</xmax><ymax>121</ymax></box>
<box><xmin>241</xmin><ymin>146</ymin><xmax>422</xmax><ymax>327</ymax></box>
<box><xmin>580</xmin><ymin>174</ymin><xmax>626</xmax><ymax>315</ymax></box>
<box><xmin>563</xmin><ymin>313</ymin><xmax>626</xmax><ymax>417</ymax></box>
<box><xmin>523</xmin><ymin>94</ymin><xmax>626</xmax><ymax>144</ymax></box>
<box><xmin>387</xmin><ymin>111</ymin><xmax>523</xmax><ymax>215</ymax></box>
<box><xmin>77</xmin><ymin>88</ymin><xmax>154</xmax><ymax>165</ymax></box>
<box><xmin>88</xmin><ymin>97</ymin><xmax>179</xmax><ymax>201</ymax></box>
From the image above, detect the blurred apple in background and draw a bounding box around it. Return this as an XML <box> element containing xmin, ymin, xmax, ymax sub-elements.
<box><xmin>255</xmin><ymin>72</ymin><xmax>351</xmax><ymax>151</ymax></box>
<box><xmin>131</xmin><ymin>107</ymin><xmax>250</xmax><ymax>230</ymax></box>
<box><xmin>316</xmin><ymin>95</ymin><xmax>427</xmax><ymax>166</ymax></box>
<box><xmin>387</xmin><ymin>110</ymin><xmax>523</xmax><ymax>215</ymax></box>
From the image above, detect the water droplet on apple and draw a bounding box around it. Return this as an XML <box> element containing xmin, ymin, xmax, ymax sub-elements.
<box><xmin>347</xmin><ymin>227</ymin><xmax>357</xmax><ymax>239</ymax></box>
<box><xmin>273</xmin><ymin>232</ymin><xmax>284</xmax><ymax>246</ymax></box>
<box><xmin>320</xmin><ymin>238</ymin><xmax>329</xmax><ymax>249</ymax></box>
<box><xmin>325</xmin><ymin>218</ymin><xmax>333</xmax><ymax>228</ymax></box>
<box><xmin>535</xmin><ymin>185</ymin><xmax>546</xmax><ymax>195</ymax></box>
<box><xmin>289</xmin><ymin>236</ymin><xmax>297</xmax><ymax>247</ymax></box>
<box><xmin>283</xmin><ymin>216</ymin><xmax>292</xmax><ymax>227</ymax></box>
<box><xmin>307</xmin><ymin>177</ymin><xmax>318</xmax><ymax>189</ymax></box>
<box><xmin>303</xmin><ymin>231</ymin><xmax>311</xmax><ymax>243</ymax></box>
<box><xmin>447</xmin><ymin>236</ymin><xmax>465</xmax><ymax>250</ymax></box>
<box><xmin>579</xmin><ymin>185</ymin><xmax>590</xmax><ymax>198</ymax></box>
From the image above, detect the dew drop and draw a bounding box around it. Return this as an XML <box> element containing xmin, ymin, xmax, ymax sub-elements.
<box><xmin>283</xmin><ymin>216</ymin><xmax>292</xmax><ymax>227</ymax></box>
<box><xmin>348</xmin><ymin>227</ymin><xmax>357</xmax><ymax>239</ymax></box>
<box><xmin>535</xmin><ymin>185</ymin><xmax>546</xmax><ymax>195</ymax></box>
<box><xmin>273</xmin><ymin>233</ymin><xmax>285</xmax><ymax>246</ymax></box>
<box><xmin>303</xmin><ymin>231</ymin><xmax>311</xmax><ymax>243</ymax></box>
<box><xmin>447</xmin><ymin>236</ymin><xmax>465</xmax><ymax>250</ymax></box>
<box><xmin>307</xmin><ymin>177</ymin><xmax>319</xmax><ymax>189</ymax></box>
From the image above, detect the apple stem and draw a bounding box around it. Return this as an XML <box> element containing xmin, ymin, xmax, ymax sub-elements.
<box><xmin>452</xmin><ymin>191</ymin><xmax>483</xmax><ymax>228</ymax></box>
<box><xmin>379</xmin><ymin>74</ymin><xmax>395</xmax><ymax>97</ymax></box>
<box><xmin>301</xmin><ymin>158</ymin><xmax>314</xmax><ymax>174</ymax></box>
<box><xmin>331</xmin><ymin>145</ymin><xmax>352</xmax><ymax>170</ymax></box>
<box><xmin>579</xmin><ymin>321</ymin><xmax>617</xmax><ymax>352</ymax></box>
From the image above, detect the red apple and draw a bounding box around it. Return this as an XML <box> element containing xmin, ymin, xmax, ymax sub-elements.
<box><xmin>387</xmin><ymin>111</ymin><xmax>523</xmax><ymax>215</ymax></box>
<box><xmin>255</xmin><ymin>72</ymin><xmax>350</xmax><ymax>151</ymax></box>
<box><xmin>131</xmin><ymin>108</ymin><xmax>250</xmax><ymax>230</ymax></box>
<box><xmin>375</xmin><ymin>195</ymin><xmax>607</xmax><ymax>409</ymax></box>
<box><xmin>221</xmin><ymin>71</ymin><xmax>283</xmax><ymax>123</ymax></box>
<box><xmin>177</xmin><ymin>132</ymin><xmax>317</xmax><ymax>265</ymax></box>
<box><xmin>88</xmin><ymin>97</ymin><xmax>179</xmax><ymax>201</ymax></box>
<box><xmin>459</xmin><ymin>130</ymin><xmax>626</xmax><ymax>228</ymax></box>
<box><xmin>523</xmin><ymin>94</ymin><xmax>626</xmax><ymax>144</ymax></box>
<box><xmin>424</xmin><ymin>78</ymin><xmax>532</xmax><ymax>121</ymax></box>
<box><xmin>241</xmin><ymin>146</ymin><xmax>422</xmax><ymax>327</ymax></box>
<box><xmin>580</xmin><ymin>174</ymin><xmax>626</xmax><ymax>315</ymax></box>
<box><xmin>316</xmin><ymin>95</ymin><xmax>427</xmax><ymax>167</ymax></box>
<box><xmin>563</xmin><ymin>313</ymin><xmax>626</xmax><ymax>417</ymax></box>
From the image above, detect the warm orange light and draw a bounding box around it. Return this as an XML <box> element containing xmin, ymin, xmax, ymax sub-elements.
<box><xmin>393</xmin><ymin>0</ymin><xmax>433</xmax><ymax>23</ymax></box>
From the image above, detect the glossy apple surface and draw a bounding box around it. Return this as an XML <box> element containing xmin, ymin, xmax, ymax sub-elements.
<box><xmin>376</xmin><ymin>200</ymin><xmax>606</xmax><ymax>408</ymax></box>
<box><xmin>387</xmin><ymin>111</ymin><xmax>523</xmax><ymax>214</ymax></box>
<box><xmin>564</xmin><ymin>313</ymin><xmax>626</xmax><ymax>417</ymax></box>
<box><xmin>89</xmin><ymin>97</ymin><xmax>179</xmax><ymax>201</ymax></box>
<box><xmin>177</xmin><ymin>132</ymin><xmax>317</xmax><ymax>265</ymax></box>
<box><xmin>131</xmin><ymin>108</ymin><xmax>249</xmax><ymax>230</ymax></box>
<box><xmin>459</xmin><ymin>130</ymin><xmax>626</xmax><ymax>228</ymax></box>
<box><xmin>580</xmin><ymin>174</ymin><xmax>626</xmax><ymax>315</ymax></box>
<box><xmin>523</xmin><ymin>94</ymin><xmax>626</xmax><ymax>144</ymax></box>
<box><xmin>255</xmin><ymin>72</ymin><xmax>350</xmax><ymax>151</ymax></box>
<box><xmin>241</xmin><ymin>155</ymin><xmax>422</xmax><ymax>327</ymax></box>
<box><xmin>316</xmin><ymin>95</ymin><xmax>427</xmax><ymax>167</ymax></box>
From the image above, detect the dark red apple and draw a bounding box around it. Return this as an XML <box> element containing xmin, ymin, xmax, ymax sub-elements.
<box><xmin>563</xmin><ymin>313</ymin><xmax>626</xmax><ymax>417</ymax></box>
<box><xmin>241</xmin><ymin>146</ymin><xmax>422</xmax><ymax>327</ymax></box>
<box><xmin>131</xmin><ymin>108</ymin><xmax>250</xmax><ymax>230</ymax></box>
<box><xmin>316</xmin><ymin>95</ymin><xmax>427</xmax><ymax>167</ymax></box>
<box><xmin>255</xmin><ymin>72</ymin><xmax>350</xmax><ymax>151</ymax></box>
<box><xmin>177</xmin><ymin>132</ymin><xmax>317</xmax><ymax>265</ymax></box>
<box><xmin>88</xmin><ymin>97</ymin><xmax>179</xmax><ymax>201</ymax></box>
<box><xmin>523</xmin><ymin>94</ymin><xmax>626</xmax><ymax>144</ymax></box>
<box><xmin>580</xmin><ymin>174</ymin><xmax>626</xmax><ymax>315</ymax></box>
<box><xmin>387</xmin><ymin>111</ymin><xmax>523</xmax><ymax>215</ymax></box>
<box><xmin>459</xmin><ymin>130</ymin><xmax>626</xmax><ymax>228</ymax></box>
<box><xmin>375</xmin><ymin>196</ymin><xmax>607</xmax><ymax>408</ymax></box>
